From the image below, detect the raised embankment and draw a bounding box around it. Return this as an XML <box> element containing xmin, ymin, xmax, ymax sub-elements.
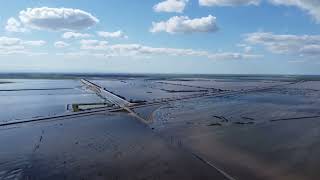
<box><xmin>80</xmin><ymin>79</ymin><xmax>148</xmax><ymax>124</ymax></box>
<box><xmin>80</xmin><ymin>79</ymin><xmax>132</xmax><ymax>107</ymax></box>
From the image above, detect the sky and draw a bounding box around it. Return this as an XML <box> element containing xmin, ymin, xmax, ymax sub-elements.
<box><xmin>0</xmin><ymin>0</ymin><xmax>320</xmax><ymax>74</ymax></box>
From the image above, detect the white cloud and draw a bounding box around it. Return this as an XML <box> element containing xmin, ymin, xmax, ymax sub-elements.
<box><xmin>0</xmin><ymin>37</ymin><xmax>46</xmax><ymax>49</ymax></box>
<box><xmin>0</xmin><ymin>36</ymin><xmax>46</xmax><ymax>55</ymax></box>
<box><xmin>199</xmin><ymin>0</ymin><xmax>260</xmax><ymax>6</ymax></box>
<box><xmin>97</xmin><ymin>31</ymin><xmax>128</xmax><ymax>39</ymax></box>
<box><xmin>79</xmin><ymin>40</ymin><xmax>260</xmax><ymax>60</ymax></box>
<box><xmin>150</xmin><ymin>15</ymin><xmax>218</xmax><ymax>34</ymax></box>
<box><xmin>22</xmin><ymin>40</ymin><xmax>46</xmax><ymax>46</ymax></box>
<box><xmin>153</xmin><ymin>0</ymin><xmax>188</xmax><ymax>13</ymax></box>
<box><xmin>56</xmin><ymin>51</ymin><xmax>88</xmax><ymax>57</ymax></box>
<box><xmin>245</xmin><ymin>32</ymin><xmax>320</xmax><ymax>56</ymax></box>
<box><xmin>18</xmin><ymin>7</ymin><xmax>99</xmax><ymax>31</ymax></box>
<box><xmin>0</xmin><ymin>37</ymin><xmax>24</xmax><ymax>50</ymax></box>
<box><xmin>269</xmin><ymin>0</ymin><xmax>320</xmax><ymax>22</ymax></box>
<box><xmin>0</xmin><ymin>50</ymin><xmax>47</xmax><ymax>56</ymax></box>
<box><xmin>208</xmin><ymin>52</ymin><xmax>260</xmax><ymax>60</ymax></box>
<box><xmin>0</xmin><ymin>37</ymin><xmax>21</xmax><ymax>46</ymax></box>
<box><xmin>80</xmin><ymin>39</ymin><xmax>109</xmax><ymax>50</ymax></box>
<box><xmin>237</xmin><ymin>43</ymin><xmax>253</xmax><ymax>53</ymax></box>
<box><xmin>197</xmin><ymin>0</ymin><xmax>319</xmax><ymax>24</ymax></box>
<box><xmin>54</xmin><ymin>41</ymin><xmax>70</xmax><ymax>48</ymax></box>
<box><xmin>55</xmin><ymin>51</ymin><xmax>115</xmax><ymax>59</ymax></box>
<box><xmin>62</xmin><ymin>32</ymin><xmax>92</xmax><ymax>39</ymax></box>
<box><xmin>5</xmin><ymin>17</ymin><xmax>27</xmax><ymax>32</ymax></box>
<box><xmin>200</xmin><ymin>0</ymin><xmax>318</xmax><ymax>23</ymax></box>
<box><xmin>299</xmin><ymin>44</ymin><xmax>320</xmax><ymax>55</ymax></box>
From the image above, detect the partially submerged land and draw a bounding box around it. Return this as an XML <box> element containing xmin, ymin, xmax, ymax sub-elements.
<box><xmin>0</xmin><ymin>74</ymin><xmax>320</xmax><ymax>180</ymax></box>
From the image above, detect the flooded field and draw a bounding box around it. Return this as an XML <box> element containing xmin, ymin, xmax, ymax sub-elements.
<box><xmin>1</xmin><ymin>74</ymin><xmax>320</xmax><ymax>180</ymax></box>
<box><xmin>0</xmin><ymin>79</ymin><xmax>104</xmax><ymax>122</ymax></box>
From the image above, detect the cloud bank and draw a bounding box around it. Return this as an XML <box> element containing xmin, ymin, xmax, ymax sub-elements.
<box><xmin>62</xmin><ymin>32</ymin><xmax>92</xmax><ymax>39</ymax></box>
<box><xmin>150</xmin><ymin>15</ymin><xmax>218</xmax><ymax>33</ymax></box>
<box><xmin>0</xmin><ymin>36</ymin><xmax>46</xmax><ymax>55</ymax></box>
<box><xmin>199</xmin><ymin>0</ymin><xmax>260</xmax><ymax>6</ymax></box>
<box><xmin>245</xmin><ymin>32</ymin><xmax>320</xmax><ymax>56</ymax></box>
<box><xmin>269</xmin><ymin>0</ymin><xmax>320</xmax><ymax>23</ymax></box>
<box><xmin>80</xmin><ymin>40</ymin><xmax>109</xmax><ymax>50</ymax></box>
<box><xmin>18</xmin><ymin>7</ymin><xmax>99</xmax><ymax>31</ymax></box>
<box><xmin>78</xmin><ymin>40</ymin><xmax>260</xmax><ymax>60</ymax></box>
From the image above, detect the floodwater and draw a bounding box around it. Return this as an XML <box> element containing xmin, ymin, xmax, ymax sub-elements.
<box><xmin>0</xmin><ymin>79</ymin><xmax>104</xmax><ymax>123</ymax></box>
<box><xmin>151</xmin><ymin>77</ymin><xmax>320</xmax><ymax>180</ymax></box>
<box><xmin>0</xmin><ymin>113</ymin><xmax>226</xmax><ymax>180</ymax></box>
<box><xmin>1</xmin><ymin>75</ymin><xmax>320</xmax><ymax>180</ymax></box>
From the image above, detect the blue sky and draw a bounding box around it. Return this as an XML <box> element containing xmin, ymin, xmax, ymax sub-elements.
<box><xmin>0</xmin><ymin>0</ymin><xmax>319</xmax><ymax>74</ymax></box>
